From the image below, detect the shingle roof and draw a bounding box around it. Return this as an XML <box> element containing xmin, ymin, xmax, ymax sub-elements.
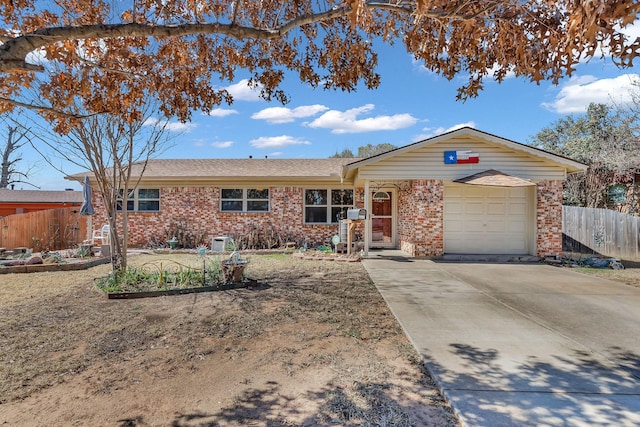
<box><xmin>453</xmin><ymin>169</ymin><xmax>536</xmax><ymax>187</ymax></box>
<box><xmin>71</xmin><ymin>158</ymin><xmax>362</xmax><ymax>181</ymax></box>
<box><xmin>140</xmin><ymin>158</ymin><xmax>360</xmax><ymax>178</ymax></box>
<box><xmin>0</xmin><ymin>189</ymin><xmax>83</xmax><ymax>204</ymax></box>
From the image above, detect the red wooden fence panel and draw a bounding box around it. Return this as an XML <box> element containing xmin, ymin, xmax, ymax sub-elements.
<box><xmin>0</xmin><ymin>208</ymin><xmax>88</xmax><ymax>251</ymax></box>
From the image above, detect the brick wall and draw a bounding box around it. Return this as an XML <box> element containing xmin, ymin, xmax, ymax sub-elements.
<box><xmin>90</xmin><ymin>180</ymin><xmax>564</xmax><ymax>257</ymax></box>
<box><xmin>91</xmin><ymin>186</ymin><xmax>342</xmax><ymax>248</ymax></box>
<box><xmin>398</xmin><ymin>180</ymin><xmax>444</xmax><ymax>257</ymax></box>
<box><xmin>536</xmin><ymin>180</ymin><xmax>564</xmax><ymax>258</ymax></box>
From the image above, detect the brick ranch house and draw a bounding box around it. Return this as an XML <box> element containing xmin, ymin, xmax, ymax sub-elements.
<box><xmin>70</xmin><ymin>127</ymin><xmax>586</xmax><ymax>258</ymax></box>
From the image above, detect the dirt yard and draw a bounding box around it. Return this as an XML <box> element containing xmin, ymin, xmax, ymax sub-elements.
<box><xmin>0</xmin><ymin>252</ymin><xmax>458</xmax><ymax>427</ymax></box>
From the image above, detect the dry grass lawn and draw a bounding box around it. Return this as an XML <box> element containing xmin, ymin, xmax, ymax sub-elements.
<box><xmin>0</xmin><ymin>252</ymin><xmax>458</xmax><ymax>426</ymax></box>
<box><xmin>572</xmin><ymin>263</ymin><xmax>640</xmax><ymax>288</ymax></box>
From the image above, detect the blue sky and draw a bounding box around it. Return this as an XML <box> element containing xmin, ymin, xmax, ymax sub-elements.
<box><xmin>17</xmin><ymin>23</ymin><xmax>640</xmax><ymax>191</ymax></box>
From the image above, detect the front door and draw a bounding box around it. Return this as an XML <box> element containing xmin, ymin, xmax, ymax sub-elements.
<box><xmin>370</xmin><ymin>190</ymin><xmax>396</xmax><ymax>248</ymax></box>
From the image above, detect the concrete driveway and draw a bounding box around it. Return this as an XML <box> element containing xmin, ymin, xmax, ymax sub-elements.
<box><xmin>362</xmin><ymin>253</ymin><xmax>640</xmax><ymax>427</ymax></box>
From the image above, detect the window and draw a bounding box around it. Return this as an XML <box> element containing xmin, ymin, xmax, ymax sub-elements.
<box><xmin>138</xmin><ymin>189</ymin><xmax>160</xmax><ymax>211</ymax></box>
<box><xmin>608</xmin><ymin>184</ymin><xmax>627</xmax><ymax>204</ymax></box>
<box><xmin>117</xmin><ymin>188</ymin><xmax>160</xmax><ymax>212</ymax></box>
<box><xmin>221</xmin><ymin>188</ymin><xmax>269</xmax><ymax>212</ymax></box>
<box><xmin>305</xmin><ymin>189</ymin><xmax>354</xmax><ymax>224</ymax></box>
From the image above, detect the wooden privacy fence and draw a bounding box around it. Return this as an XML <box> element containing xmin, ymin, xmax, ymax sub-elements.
<box><xmin>563</xmin><ymin>206</ymin><xmax>640</xmax><ymax>261</ymax></box>
<box><xmin>0</xmin><ymin>207</ymin><xmax>89</xmax><ymax>251</ymax></box>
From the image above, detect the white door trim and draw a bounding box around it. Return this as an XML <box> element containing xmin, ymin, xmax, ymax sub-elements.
<box><xmin>368</xmin><ymin>187</ymin><xmax>397</xmax><ymax>248</ymax></box>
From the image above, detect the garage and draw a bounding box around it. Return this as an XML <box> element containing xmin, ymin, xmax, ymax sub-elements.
<box><xmin>444</xmin><ymin>183</ymin><xmax>533</xmax><ymax>254</ymax></box>
<box><xmin>340</xmin><ymin>127</ymin><xmax>587</xmax><ymax>258</ymax></box>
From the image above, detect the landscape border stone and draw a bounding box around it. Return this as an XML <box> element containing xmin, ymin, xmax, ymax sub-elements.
<box><xmin>107</xmin><ymin>279</ymin><xmax>261</xmax><ymax>300</ymax></box>
<box><xmin>0</xmin><ymin>257</ymin><xmax>110</xmax><ymax>274</ymax></box>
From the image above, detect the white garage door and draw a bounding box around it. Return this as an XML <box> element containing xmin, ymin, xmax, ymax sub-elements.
<box><xmin>444</xmin><ymin>184</ymin><xmax>531</xmax><ymax>254</ymax></box>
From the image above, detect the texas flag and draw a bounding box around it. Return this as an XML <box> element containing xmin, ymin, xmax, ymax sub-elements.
<box><xmin>444</xmin><ymin>150</ymin><xmax>480</xmax><ymax>164</ymax></box>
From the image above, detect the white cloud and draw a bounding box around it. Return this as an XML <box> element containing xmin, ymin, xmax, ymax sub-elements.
<box><xmin>595</xmin><ymin>22</ymin><xmax>640</xmax><ymax>59</ymax></box>
<box><xmin>252</xmin><ymin>104</ymin><xmax>329</xmax><ymax>124</ymax></box>
<box><xmin>211</xmin><ymin>141</ymin><xmax>234</xmax><ymax>148</ymax></box>
<box><xmin>620</xmin><ymin>21</ymin><xmax>640</xmax><ymax>40</ymax></box>
<box><xmin>166</xmin><ymin>122</ymin><xmax>195</xmax><ymax>132</ymax></box>
<box><xmin>249</xmin><ymin>135</ymin><xmax>311</xmax><ymax>149</ymax></box>
<box><xmin>144</xmin><ymin>117</ymin><xmax>195</xmax><ymax>132</ymax></box>
<box><xmin>268</xmin><ymin>152</ymin><xmax>283</xmax><ymax>157</ymax></box>
<box><xmin>415</xmin><ymin>122</ymin><xmax>476</xmax><ymax>141</ymax></box>
<box><xmin>208</xmin><ymin>108</ymin><xmax>238</xmax><ymax>118</ymax></box>
<box><xmin>25</xmin><ymin>48</ymin><xmax>48</xmax><ymax>66</ymax></box>
<box><xmin>542</xmin><ymin>74</ymin><xmax>639</xmax><ymax>114</ymax></box>
<box><xmin>487</xmin><ymin>64</ymin><xmax>515</xmax><ymax>80</ymax></box>
<box><xmin>577</xmin><ymin>22</ymin><xmax>640</xmax><ymax>61</ymax></box>
<box><xmin>223</xmin><ymin>79</ymin><xmax>263</xmax><ymax>102</ymax></box>
<box><xmin>306</xmin><ymin>104</ymin><xmax>418</xmax><ymax>134</ymax></box>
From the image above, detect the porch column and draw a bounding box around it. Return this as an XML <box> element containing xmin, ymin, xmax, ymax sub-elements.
<box><xmin>364</xmin><ymin>180</ymin><xmax>370</xmax><ymax>257</ymax></box>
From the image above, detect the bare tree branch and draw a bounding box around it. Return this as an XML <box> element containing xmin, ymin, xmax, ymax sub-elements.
<box><xmin>0</xmin><ymin>97</ymin><xmax>105</xmax><ymax>119</ymax></box>
<box><xmin>0</xmin><ymin>119</ymin><xmax>38</xmax><ymax>188</ymax></box>
<box><xmin>29</xmin><ymin>98</ymin><xmax>176</xmax><ymax>272</ymax></box>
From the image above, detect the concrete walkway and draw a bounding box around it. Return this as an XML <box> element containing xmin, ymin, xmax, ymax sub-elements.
<box><xmin>362</xmin><ymin>251</ymin><xmax>640</xmax><ymax>427</ymax></box>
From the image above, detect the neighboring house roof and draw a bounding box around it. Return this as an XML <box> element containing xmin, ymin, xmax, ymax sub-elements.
<box><xmin>0</xmin><ymin>189</ymin><xmax>83</xmax><ymax>204</ymax></box>
<box><xmin>341</xmin><ymin>127</ymin><xmax>587</xmax><ymax>180</ymax></box>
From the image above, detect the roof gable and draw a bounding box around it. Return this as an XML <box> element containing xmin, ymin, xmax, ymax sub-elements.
<box><xmin>342</xmin><ymin>127</ymin><xmax>587</xmax><ymax>181</ymax></box>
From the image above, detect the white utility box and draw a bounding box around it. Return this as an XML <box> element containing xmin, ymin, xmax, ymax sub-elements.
<box><xmin>211</xmin><ymin>236</ymin><xmax>232</xmax><ymax>252</ymax></box>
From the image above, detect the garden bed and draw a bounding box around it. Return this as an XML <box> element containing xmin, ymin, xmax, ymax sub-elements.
<box><xmin>0</xmin><ymin>256</ymin><xmax>110</xmax><ymax>274</ymax></box>
<box><xmin>96</xmin><ymin>252</ymin><xmax>253</xmax><ymax>297</ymax></box>
<box><xmin>106</xmin><ymin>279</ymin><xmax>261</xmax><ymax>299</ymax></box>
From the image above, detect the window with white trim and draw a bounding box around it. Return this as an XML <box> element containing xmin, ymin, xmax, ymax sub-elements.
<box><xmin>304</xmin><ymin>189</ymin><xmax>354</xmax><ymax>224</ymax></box>
<box><xmin>221</xmin><ymin>188</ymin><xmax>269</xmax><ymax>212</ymax></box>
<box><xmin>117</xmin><ymin>188</ymin><xmax>160</xmax><ymax>212</ymax></box>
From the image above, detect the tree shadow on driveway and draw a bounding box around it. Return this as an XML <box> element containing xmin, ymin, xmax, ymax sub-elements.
<box><xmin>422</xmin><ymin>343</ymin><xmax>640</xmax><ymax>426</ymax></box>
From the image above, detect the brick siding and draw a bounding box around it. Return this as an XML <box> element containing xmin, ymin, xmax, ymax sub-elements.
<box><xmin>92</xmin><ymin>186</ymin><xmax>345</xmax><ymax>248</ymax></box>
<box><xmin>398</xmin><ymin>180</ymin><xmax>444</xmax><ymax>257</ymax></box>
<box><xmin>536</xmin><ymin>180</ymin><xmax>564</xmax><ymax>258</ymax></box>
